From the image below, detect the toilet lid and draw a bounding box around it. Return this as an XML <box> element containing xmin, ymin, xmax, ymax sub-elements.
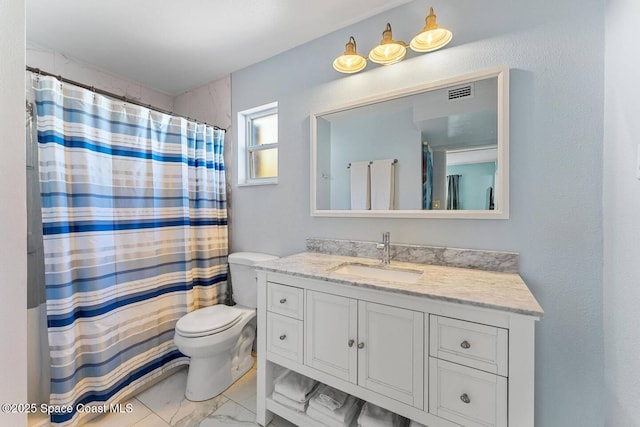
<box><xmin>176</xmin><ymin>305</ymin><xmax>244</xmax><ymax>337</ymax></box>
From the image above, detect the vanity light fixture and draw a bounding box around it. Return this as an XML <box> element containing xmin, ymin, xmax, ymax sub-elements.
<box><xmin>333</xmin><ymin>36</ymin><xmax>368</xmax><ymax>74</ymax></box>
<box><xmin>332</xmin><ymin>6</ymin><xmax>453</xmax><ymax>74</ymax></box>
<box><xmin>410</xmin><ymin>7</ymin><xmax>453</xmax><ymax>52</ymax></box>
<box><xmin>368</xmin><ymin>23</ymin><xmax>407</xmax><ymax>66</ymax></box>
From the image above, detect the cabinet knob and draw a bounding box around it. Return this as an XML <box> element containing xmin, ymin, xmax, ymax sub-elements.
<box><xmin>357</xmin><ymin>342</ymin><xmax>365</xmax><ymax>349</ymax></box>
<box><xmin>279</xmin><ymin>298</ymin><xmax>287</xmax><ymax>304</ymax></box>
<box><xmin>460</xmin><ymin>393</ymin><xmax>471</xmax><ymax>404</ymax></box>
<box><xmin>348</xmin><ymin>339</ymin><xmax>355</xmax><ymax>347</ymax></box>
<box><xmin>279</xmin><ymin>334</ymin><xmax>286</xmax><ymax>341</ymax></box>
<box><xmin>460</xmin><ymin>340</ymin><xmax>471</xmax><ymax>349</ymax></box>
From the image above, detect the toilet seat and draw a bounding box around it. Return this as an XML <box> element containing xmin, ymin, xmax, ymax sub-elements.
<box><xmin>176</xmin><ymin>305</ymin><xmax>244</xmax><ymax>338</ymax></box>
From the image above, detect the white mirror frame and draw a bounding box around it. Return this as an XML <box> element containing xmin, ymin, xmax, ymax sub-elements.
<box><xmin>310</xmin><ymin>66</ymin><xmax>510</xmax><ymax>219</ymax></box>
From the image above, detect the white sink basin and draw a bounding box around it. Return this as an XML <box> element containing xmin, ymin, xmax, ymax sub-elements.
<box><xmin>330</xmin><ymin>263</ymin><xmax>423</xmax><ymax>284</ymax></box>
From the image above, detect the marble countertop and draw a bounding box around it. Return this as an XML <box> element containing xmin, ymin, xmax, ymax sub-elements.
<box><xmin>256</xmin><ymin>252</ymin><xmax>543</xmax><ymax>318</ymax></box>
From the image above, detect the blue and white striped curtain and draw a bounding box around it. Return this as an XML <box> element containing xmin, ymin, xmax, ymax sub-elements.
<box><xmin>35</xmin><ymin>76</ymin><xmax>228</xmax><ymax>426</ymax></box>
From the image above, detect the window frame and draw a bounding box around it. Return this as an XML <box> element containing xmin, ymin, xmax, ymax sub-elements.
<box><xmin>237</xmin><ymin>102</ymin><xmax>278</xmax><ymax>186</ymax></box>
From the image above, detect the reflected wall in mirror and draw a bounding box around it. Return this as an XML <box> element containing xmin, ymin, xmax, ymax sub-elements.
<box><xmin>311</xmin><ymin>67</ymin><xmax>509</xmax><ymax>219</ymax></box>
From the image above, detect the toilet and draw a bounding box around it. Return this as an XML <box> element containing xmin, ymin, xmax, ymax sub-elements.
<box><xmin>174</xmin><ymin>252</ymin><xmax>279</xmax><ymax>401</ymax></box>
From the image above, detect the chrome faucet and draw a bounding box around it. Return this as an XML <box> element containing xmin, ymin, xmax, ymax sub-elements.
<box><xmin>377</xmin><ymin>232</ymin><xmax>391</xmax><ymax>265</ymax></box>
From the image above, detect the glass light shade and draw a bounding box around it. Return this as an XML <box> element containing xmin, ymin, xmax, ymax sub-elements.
<box><xmin>410</xmin><ymin>7</ymin><xmax>453</xmax><ymax>52</ymax></box>
<box><xmin>368</xmin><ymin>23</ymin><xmax>407</xmax><ymax>65</ymax></box>
<box><xmin>333</xmin><ymin>36</ymin><xmax>367</xmax><ymax>74</ymax></box>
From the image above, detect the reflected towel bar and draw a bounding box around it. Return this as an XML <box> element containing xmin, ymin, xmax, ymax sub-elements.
<box><xmin>348</xmin><ymin>159</ymin><xmax>396</xmax><ymax>169</ymax></box>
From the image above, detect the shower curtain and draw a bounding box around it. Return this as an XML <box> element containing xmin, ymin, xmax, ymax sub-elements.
<box><xmin>422</xmin><ymin>142</ymin><xmax>433</xmax><ymax>210</ymax></box>
<box><xmin>446</xmin><ymin>174</ymin><xmax>461</xmax><ymax>210</ymax></box>
<box><xmin>35</xmin><ymin>76</ymin><xmax>228</xmax><ymax>426</ymax></box>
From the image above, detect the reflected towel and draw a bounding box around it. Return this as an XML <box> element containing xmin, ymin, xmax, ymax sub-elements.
<box><xmin>370</xmin><ymin>160</ymin><xmax>395</xmax><ymax>210</ymax></box>
<box><xmin>273</xmin><ymin>370</ymin><xmax>318</xmax><ymax>403</ymax></box>
<box><xmin>272</xmin><ymin>391</ymin><xmax>308</xmax><ymax>412</ymax></box>
<box><xmin>308</xmin><ymin>392</ymin><xmax>361</xmax><ymax>424</ymax></box>
<box><xmin>356</xmin><ymin>402</ymin><xmax>402</xmax><ymax>427</ymax></box>
<box><xmin>315</xmin><ymin>384</ymin><xmax>349</xmax><ymax>411</ymax></box>
<box><xmin>350</xmin><ymin>161</ymin><xmax>371</xmax><ymax>210</ymax></box>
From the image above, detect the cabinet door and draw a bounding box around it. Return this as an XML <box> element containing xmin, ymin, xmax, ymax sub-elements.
<box><xmin>357</xmin><ymin>301</ymin><xmax>424</xmax><ymax>409</ymax></box>
<box><xmin>305</xmin><ymin>291</ymin><xmax>358</xmax><ymax>383</ymax></box>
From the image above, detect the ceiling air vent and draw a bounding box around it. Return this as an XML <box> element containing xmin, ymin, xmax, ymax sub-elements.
<box><xmin>448</xmin><ymin>83</ymin><xmax>474</xmax><ymax>101</ymax></box>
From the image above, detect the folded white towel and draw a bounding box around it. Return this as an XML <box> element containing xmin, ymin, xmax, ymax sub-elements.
<box><xmin>315</xmin><ymin>384</ymin><xmax>349</xmax><ymax>411</ymax></box>
<box><xmin>307</xmin><ymin>404</ymin><xmax>361</xmax><ymax>427</ymax></box>
<box><xmin>274</xmin><ymin>370</ymin><xmax>318</xmax><ymax>403</ymax></box>
<box><xmin>307</xmin><ymin>396</ymin><xmax>362</xmax><ymax>427</ymax></box>
<box><xmin>350</xmin><ymin>161</ymin><xmax>371</xmax><ymax>210</ymax></box>
<box><xmin>273</xmin><ymin>365</ymin><xmax>288</xmax><ymax>383</ymax></box>
<box><xmin>370</xmin><ymin>160</ymin><xmax>395</xmax><ymax>210</ymax></box>
<box><xmin>308</xmin><ymin>392</ymin><xmax>361</xmax><ymax>425</ymax></box>
<box><xmin>357</xmin><ymin>402</ymin><xmax>401</xmax><ymax>427</ymax></box>
<box><xmin>272</xmin><ymin>391</ymin><xmax>307</xmax><ymax>412</ymax></box>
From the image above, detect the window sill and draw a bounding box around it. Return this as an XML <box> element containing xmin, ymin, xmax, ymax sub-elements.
<box><xmin>237</xmin><ymin>178</ymin><xmax>278</xmax><ymax>187</ymax></box>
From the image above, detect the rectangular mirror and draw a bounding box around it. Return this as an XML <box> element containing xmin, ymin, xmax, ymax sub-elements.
<box><xmin>311</xmin><ymin>67</ymin><xmax>509</xmax><ymax>219</ymax></box>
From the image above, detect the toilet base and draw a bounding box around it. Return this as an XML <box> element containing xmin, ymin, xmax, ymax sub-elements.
<box><xmin>185</xmin><ymin>354</ymin><xmax>232</xmax><ymax>401</ymax></box>
<box><xmin>183</xmin><ymin>320</ymin><xmax>256</xmax><ymax>401</ymax></box>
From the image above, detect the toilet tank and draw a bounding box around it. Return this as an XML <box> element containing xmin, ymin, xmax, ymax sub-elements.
<box><xmin>228</xmin><ymin>252</ymin><xmax>279</xmax><ymax>308</ymax></box>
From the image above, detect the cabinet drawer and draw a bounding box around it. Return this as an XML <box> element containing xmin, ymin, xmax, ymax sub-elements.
<box><xmin>429</xmin><ymin>358</ymin><xmax>507</xmax><ymax>427</ymax></box>
<box><xmin>430</xmin><ymin>315</ymin><xmax>508</xmax><ymax>376</ymax></box>
<box><xmin>267</xmin><ymin>282</ymin><xmax>303</xmax><ymax>319</ymax></box>
<box><xmin>267</xmin><ymin>312</ymin><xmax>303</xmax><ymax>364</ymax></box>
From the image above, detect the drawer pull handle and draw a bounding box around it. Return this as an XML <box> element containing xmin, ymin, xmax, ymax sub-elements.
<box><xmin>279</xmin><ymin>298</ymin><xmax>287</xmax><ymax>304</ymax></box>
<box><xmin>348</xmin><ymin>339</ymin><xmax>355</xmax><ymax>347</ymax></box>
<box><xmin>460</xmin><ymin>340</ymin><xmax>471</xmax><ymax>349</ymax></box>
<box><xmin>357</xmin><ymin>342</ymin><xmax>365</xmax><ymax>349</ymax></box>
<box><xmin>279</xmin><ymin>334</ymin><xmax>286</xmax><ymax>341</ymax></box>
<box><xmin>460</xmin><ymin>393</ymin><xmax>471</xmax><ymax>404</ymax></box>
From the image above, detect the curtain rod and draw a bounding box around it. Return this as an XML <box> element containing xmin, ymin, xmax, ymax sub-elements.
<box><xmin>26</xmin><ymin>66</ymin><xmax>226</xmax><ymax>131</ymax></box>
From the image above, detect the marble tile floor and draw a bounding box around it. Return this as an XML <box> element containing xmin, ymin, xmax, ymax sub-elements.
<box><xmin>29</xmin><ymin>362</ymin><xmax>296</xmax><ymax>427</ymax></box>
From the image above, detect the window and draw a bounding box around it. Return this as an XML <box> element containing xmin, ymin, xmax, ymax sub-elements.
<box><xmin>238</xmin><ymin>102</ymin><xmax>278</xmax><ymax>185</ymax></box>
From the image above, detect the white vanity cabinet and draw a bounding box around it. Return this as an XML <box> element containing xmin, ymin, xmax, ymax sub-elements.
<box><xmin>306</xmin><ymin>290</ymin><xmax>424</xmax><ymax>408</ymax></box>
<box><xmin>256</xmin><ymin>256</ymin><xmax>542</xmax><ymax>427</ymax></box>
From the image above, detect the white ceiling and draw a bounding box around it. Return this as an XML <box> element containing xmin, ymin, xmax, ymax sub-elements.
<box><xmin>26</xmin><ymin>0</ymin><xmax>413</xmax><ymax>95</ymax></box>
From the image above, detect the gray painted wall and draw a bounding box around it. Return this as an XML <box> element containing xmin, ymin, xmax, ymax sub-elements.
<box><xmin>231</xmin><ymin>0</ymin><xmax>605</xmax><ymax>425</ymax></box>
<box><xmin>0</xmin><ymin>0</ymin><xmax>28</xmax><ymax>424</ymax></box>
<box><xmin>604</xmin><ymin>0</ymin><xmax>640</xmax><ymax>424</ymax></box>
